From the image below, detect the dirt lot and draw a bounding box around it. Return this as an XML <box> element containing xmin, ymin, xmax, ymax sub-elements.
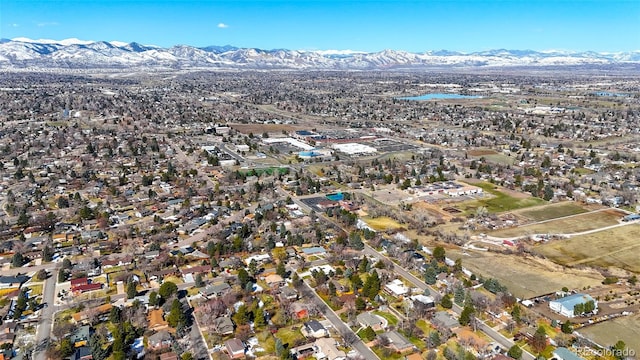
<box><xmin>467</xmin><ymin>149</ymin><xmax>498</xmax><ymax>156</ymax></box>
<box><xmin>230</xmin><ymin>123</ymin><xmax>302</xmax><ymax>135</ymax></box>
<box><xmin>490</xmin><ymin>209</ymin><xmax>624</xmax><ymax>238</ymax></box>
<box><xmin>449</xmin><ymin>250</ymin><xmax>603</xmax><ymax>299</ymax></box>
<box><xmin>579</xmin><ymin>313</ymin><xmax>640</xmax><ymax>353</ymax></box>
<box><xmin>368</xmin><ymin>187</ymin><xmax>413</xmax><ymax>205</ymax></box>
<box><xmin>534</xmin><ymin>223</ymin><xmax>640</xmax><ymax>273</ymax></box>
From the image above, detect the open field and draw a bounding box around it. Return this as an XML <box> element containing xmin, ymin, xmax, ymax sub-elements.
<box><xmin>482</xmin><ymin>153</ymin><xmax>517</xmax><ymax>165</ymax></box>
<box><xmin>363</xmin><ymin>216</ymin><xmax>405</xmax><ymax>232</ymax></box>
<box><xmin>515</xmin><ymin>202</ymin><xmax>588</xmax><ymax>222</ymax></box>
<box><xmin>491</xmin><ymin>209</ymin><xmax>623</xmax><ymax>238</ymax></box>
<box><xmin>449</xmin><ymin>249</ymin><xmax>603</xmax><ymax>299</ymax></box>
<box><xmin>467</xmin><ymin>149</ymin><xmax>498</xmax><ymax>156</ymax></box>
<box><xmin>579</xmin><ymin>313</ymin><xmax>640</xmax><ymax>353</ymax></box>
<box><xmin>459</xmin><ymin>181</ymin><xmax>545</xmax><ymax>214</ymax></box>
<box><xmin>534</xmin><ymin>223</ymin><xmax>640</xmax><ymax>273</ymax></box>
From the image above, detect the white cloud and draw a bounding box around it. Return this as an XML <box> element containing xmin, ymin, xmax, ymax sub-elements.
<box><xmin>217</xmin><ymin>23</ymin><xmax>229</xmax><ymax>29</ymax></box>
<box><xmin>9</xmin><ymin>23</ymin><xmax>19</xmax><ymax>28</ymax></box>
<box><xmin>36</xmin><ymin>21</ymin><xmax>59</xmax><ymax>27</ymax></box>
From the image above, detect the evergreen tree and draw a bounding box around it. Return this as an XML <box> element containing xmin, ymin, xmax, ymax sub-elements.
<box><xmin>424</xmin><ymin>267</ymin><xmax>437</xmax><ymax>285</ymax></box>
<box><xmin>167</xmin><ymin>299</ymin><xmax>186</xmax><ymax>328</ymax></box>
<box><xmin>363</xmin><ymin>271</ymin><xmax>381</xmax><ymax>300</ymax></box>
<box><xmin>159</xmin><ymin>281</ymin><xmax>178</xmax><ymax>299</ymax></box>
<box><xmin>440</xmin><ymin>294</ymin><xmax>453</xmax><ymax>309</ymax></box>
<box><xmin>254</xmin><ymin>308</ymin><xmax>266</xmax><ymax>327</ymax></box>
<box><xmin>238</xmin><ymin>268</ymin><xmax>250</xmax><ymax>288</ymax></box>
<box><xmin>233</xmin><ymin>304</ymin><xmax>250</xmax><ymax>325</ymax></box>
<box><xmin>454</xmin><ymin>285</ymin><xmax>465</xmax><ymax>306</ymax></box>
<box><xmin>276</xmin><ymin>261</ymin><xmax>286</xmax><ymax>278</ymax></box>
<box><xmin>433</xmin><ymin>246</ymin><xmax>446</xmax><ymax>262</ymax></box>
<box><xmin>459</xmin><ymin>304</ymin><xmax>474</xmax><ymax>326</ymax></box>
<box><xmin>195</xmin><ymin>274</ymin><xmax>204</xmax><ymax>288</ymax></box>
<box><xmin>561</xmin><ymin>321</ymin><xmax>573</xmax><ymax>334</ymax></box>
<box><xmin>427</xmin><ymin>331</ymin><xmax>441</xmax><ymax>348</ymax></box>
<box><xmin>149</xmin><ymin>291</ymin><xmax>159</xmax><ymax>307</ymax></box>
<box><xmin>126</xmin><ymin>280</ymin><xmax>137</xmax><ymax>299</ymax></box>
<box><xmin>508</xmin><ymin>345</ymin><xmax>522</xmax><ymax>360</ymax></box>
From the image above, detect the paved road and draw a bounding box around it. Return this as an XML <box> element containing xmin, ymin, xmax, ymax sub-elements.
<box><xmin>33</xmin><ymin>272</ymin><xmax>59</xmax><ymax>360</ymax></box>
<box><xmin>2</xmin><ymin>262</ymin><xmax>57</xmax><ymax>276</ymax></box>
<box><xmin>298</xmin><ymin>280</ymin><xmax>379</xmax><ymax>360</ymax></box>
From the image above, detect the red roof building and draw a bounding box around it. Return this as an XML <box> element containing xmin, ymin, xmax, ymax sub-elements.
<box><xmin>70</xmin><ymin>277</ymin><xmax>89</xmax><ymax>290</ymax></box>
<box><xmin>73</xmin><ymin>283</ymin><xmax>102</xmax><ymax>294</ymax></box>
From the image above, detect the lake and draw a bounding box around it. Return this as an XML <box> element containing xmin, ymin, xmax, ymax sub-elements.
<box><xmin>397</xmin><ymin>93</ymin><xmax>481</xmax><ymax>100</ymax></box>
<box><xmin>593</xmin><ymin>91</ymin><xmax>629</xmax><ymax>97</ymax></box>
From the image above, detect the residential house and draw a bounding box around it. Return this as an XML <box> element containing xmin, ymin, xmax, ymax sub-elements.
<box><xmin>409</xmin><ymin>294</ymin><xmax>435</xmax><ymax>309</ymax></box>
<box><xmin>148</xmin><ymin>330</ymin><xmax>172</xmax><ymax>350</ymax></box>
<box><xmin>433</xmin><ymin>311</ymin><xmax>459</xmax><ymax>330</ymax></box>
<box><xmin>70</xmin><ymin>325</ymin><xmax>91</xmax><ymax>347</ymax></box>
<box><xmin>72</xmin><ymin>304</ymin><xmax>112</xmax><ymax>324</ymax></box>
<box><xmin>278</xmin><ymin>287</ymin><xmax>298</xmax><ymax>302</ymax></box>
<box><xmin>384</xmin><ymin>279</ymin><xmax>409</xmax><ymax>297</ymax></box>
<box><xmin>380</xmin><ymin>330</ymin><xmax>415</xmax><ymax>353</ymax></box>
<box><xmin>147</xmin><ymin>309</ymin><xmax>169</xmax><ymax>332</ymax></box>
<box><xmin>73</xmin><ymin>346</ymin><xmax>93</xmax><ymax>360</ymax></box>
<box><xmin>356</xmin><ymin>312</ymin><xmax>385</xmax><ymax>331</ymax></box>
<box><xmin>290</xmin><ymin>302</ymin><xmax>309</xmax><ymax>320</ymax></box>
<box><xmin>181</xmin><ymin>266</ymin><xmax>212</xmax><ymax>276</ymax></box>
<box><xmin>0</xmin><ymin>332</ymin><xmax>15</xmax><ymax>347</ymax></box>
<box><xmin>302</xmin><ymin>320</ymin><xmax>328</xmax><ymax>338</ymax></box>
<box><xmin>200</xmin><ymin>283</ymin><xmax>231</xmax><ymax>299</ymax></box>
<box><xmin>211</xmin><ymin>316</ymin><xmax>235</xmax><ymax>335</ymax></box>
<box><xmin>159</xmin><ymin>352</ymin><xmax>179</xmax><ymax>360</ymax></box>
<box><xmin>0</xmin><ymin>275</ymin><xmax>29</xmax><ymax>289</ymax></box>
<box><xmin>72</xmin><ymin>283</ymin><xmax>103</xmax><ymax>295</ymax></box>
<box><xmin>70</xmin><ymin>277</ymin><xmax>89</xmax><ymax>290</ymax></box>
<box><xmin>405</xmin><ymin>353</ymin><xmax>423</xmax><ymax>360</ymax></box>
<box><xmin>291</xmin><ymin>342</ymin><xmax>319</xmax><ymax>359</ymax></box>
<box><xmin>315</xmin><ymin>337</ymin><xmax>346</xmax><ymax>360</ymax></box>
<box><xmin>224</xmin><ymin>338</ymin><xmax>245</xmax><ymax>359</ymax></box>
<box><xmin>264</xmin><ymin>274</ymin><xmax>285</xmax><ymax>288</ymax></box>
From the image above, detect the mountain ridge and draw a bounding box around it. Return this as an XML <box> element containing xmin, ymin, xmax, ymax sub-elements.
<box><xmin>2</xmin><ymin>37</ymin><xmax>639</xmax><ymax>70</ymax></box>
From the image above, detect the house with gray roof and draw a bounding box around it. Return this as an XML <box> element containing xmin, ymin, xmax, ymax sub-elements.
<box><xmin>380</xmin><ymin>330</ymin><xmax>415</xmax><ymax>353</ymax></box>
<box><xmin>356</xmin><ymin>312</ymin><xmax>385</xmax><ymax>331</ymax></box>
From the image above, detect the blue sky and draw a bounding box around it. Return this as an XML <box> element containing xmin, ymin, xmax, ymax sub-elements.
<box><xmin>1</xmin><ymin>0</ymin><xmax>638</xmax><ymax>52</ymax></box>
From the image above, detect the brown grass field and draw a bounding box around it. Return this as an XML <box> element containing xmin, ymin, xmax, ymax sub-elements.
<box><xmin>579</xmin><ymin>313</ymin><xmax>640</xmax><ymax>353</ymax></box>
<box><xmin>534</xmin><ymin>223</ymin><xmax>640</xmax><ymax>273</ymax></box>
<box><xmin>467</xmin><ymin>149</ymin><xmax>498</xmax><ymax>156</ymax></box>
<box><xmin>362</xmin><ymin>216</ymin><xmax>406</xmax><ymax>231</ymax></box>
<box><xmin>449</xmin><ymin>250</ymin><xmax>603</xmax><ymax>299</ymax></box>
<box><xmin>515</xmin><ymin>202</ymin><xmax>588</xmax><ymax>222</ymax></box>
<box><xmin>490</xmin><ymin>209</ymin><xmax>624</xmax><ymax>238</ymax></box>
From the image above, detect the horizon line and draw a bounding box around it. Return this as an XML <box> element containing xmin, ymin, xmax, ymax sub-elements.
<box><xmin>6</xmin><ymin>37</ymin><xmax>640</xmax><ymax>54</ymax></box>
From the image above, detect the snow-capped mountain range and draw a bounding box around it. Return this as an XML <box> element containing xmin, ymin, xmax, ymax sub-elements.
<box><xmin>1</xmin><ymin>37</ymin><xmax>639</xmax><ymax>70</ymax></box>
